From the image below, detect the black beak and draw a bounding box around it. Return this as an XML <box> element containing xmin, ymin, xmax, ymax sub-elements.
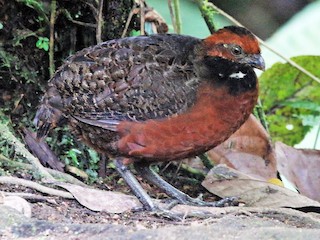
<box><xmin>241</xmin><ymin>54</ymin><xmax>265</xmax><ymax>71</ymax></box>
<box><xmin>249</xmin><ymin>54</ymin><xmax>265</xmax><ymax>71</ymax></box>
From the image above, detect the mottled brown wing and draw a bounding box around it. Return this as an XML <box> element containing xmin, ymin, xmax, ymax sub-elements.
<box><xmin>50</xmin><ymin>35</ymin><xmax>201</xmax><ymax>125</ymax></box>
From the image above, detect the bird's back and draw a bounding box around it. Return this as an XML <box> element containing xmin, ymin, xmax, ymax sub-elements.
<box><xmin>34</xmin><ymin>34</ymin><xmax>201</xmax><ymax>140</ymax></box>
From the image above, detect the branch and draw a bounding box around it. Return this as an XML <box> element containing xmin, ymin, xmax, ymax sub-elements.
<box><xmin>197</xmin><ymin>0</ymin><xmax>216</xmax><ymax>33</ymax></box>
<box><xmin>168</xmin><ymin>0</ymin><xmax>182</xmax><ymax>34</ymax></box>
<box><xmin>0</xmin><ymin>153</ymin><xmax>86</xmax><ymax>186</ymax></box>
<box><xmin>121</xmin><ymin>2</ymin><xmax>139</xmax><ymax>38</ymax></box>
<box><xmin>0</xmin><ymin>176</ymin><xmax>74</xmax><ymax>199</ymax></box>
<box><xmin>49</xmin><ymin>0</ymin><xmax>56</xmax><ymax>77</ymax></box>
<box><xmin>140</xmin><ymin>0</ymin><xmax>145</xmax><ymax>35</ymax></box>
<box><xmin>173</xmin><ymin>0</ymin><xmax>182</xmax><ymax>34</ymax></box>
<box><xmin>96</xmin><ymin>0</ymin><xmax>104</xmax><ymax>43</ymax></box>
<box><xmin>59</xmin><ymin>9</ymin><xmax>96</xmax><ymax>28</ymax></box>
<box><xmin>0</xmin><ymin>191</ymin><xmax>49</xmax><ymax>201</ymax></box>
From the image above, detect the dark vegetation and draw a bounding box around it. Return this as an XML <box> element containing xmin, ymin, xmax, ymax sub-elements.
<box><xmin>0</xmin><ymin>0</ymin><xmax>137</xmax><ymax>181</ymax></box>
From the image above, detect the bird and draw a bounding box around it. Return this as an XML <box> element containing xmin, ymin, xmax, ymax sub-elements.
<box><xmin>34</xmin><ymin>26</ymin><xmax>265</xmax><ymax>211</ymax></box>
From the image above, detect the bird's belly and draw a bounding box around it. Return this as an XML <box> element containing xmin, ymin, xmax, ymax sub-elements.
<box><xmin>116</xmin><ymin>86</ymin><xmax>258</xmax><ymax>162</ymax></box>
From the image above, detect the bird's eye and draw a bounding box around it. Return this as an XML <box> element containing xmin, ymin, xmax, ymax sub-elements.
<box><xmin>231</xmin><ymin>45</ymin><xmax>243</xmax><ymax>56</ymax></box>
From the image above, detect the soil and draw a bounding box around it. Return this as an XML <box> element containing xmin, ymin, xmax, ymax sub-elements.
<box><xmin>1</xmin><ymin>172</ymin><xmax>320</xmax><ymax>239</ymax></box>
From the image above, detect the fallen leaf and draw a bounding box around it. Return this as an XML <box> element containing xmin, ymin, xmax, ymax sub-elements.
<box><xmin>207</xmin><ymin>115</ymin><xmax>277</xmax><ymax>181</ymax></box>
<box><xmin>202</xmin><ymin>164</ymin><xmax>320</xmax><ymax>209</ymax></box>
<box><xmin>276</xmin><ymin>142</ymin><xmax>320</xmax><ymax>201</ymax></box>
<box><xmin>56</xmin><ymin>183</ymin><xmax>141</xmax><ymax>213</ymax></box>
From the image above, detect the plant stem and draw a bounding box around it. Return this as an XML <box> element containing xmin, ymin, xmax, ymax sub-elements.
<box><xmin>49</xmin><ymin>0</ymin><xmax>56</xmax><ymax>77</ymax></box>
<box><xmin>196</xmin><ymin>0</ymin><xmax>216</xmax><ymax>33</ymax></box>
<box><xmin>173</xmin><ymin>0</ymin><xmax>181</xmax><ymax>34</ymax></box>
<box><xmin>254</xmin><ymin>99</ymin><xmax>269</xmax><ymax>132</ymax></box>
<box><xmin>140</xmin><ymin>0</ymin><xmax>145</xmax><ymax>35</ymax></box>
<box><xmin>96</xmin><ymin>0</ymin><xmax>104</xmax><ymax>43</ymax></box>
<box><xmin>168</xmin><ymin>0</ymin><xmax>182</xmax><ymax>34</ymax></box>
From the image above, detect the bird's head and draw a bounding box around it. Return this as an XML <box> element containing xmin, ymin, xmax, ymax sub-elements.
<box><xmin>202</xmin><ymin>26</ymin><xmax>265</xmax><ymax>71</ymax></box>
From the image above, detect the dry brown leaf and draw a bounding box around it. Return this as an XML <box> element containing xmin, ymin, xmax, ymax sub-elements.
<box><xmin>207</xmin><ymin>114</ymin><xmax>277</xmax><ymax>180</ymax></box>
<box><xmin>202</xmin><ymin>164</ymin><xmax>320</xmax><ymax>208</ymax></box>
<box><xmin>56</xmin><ymin>183</ymin><xmax>141</xmax><ymax>213</ymax></box>
<box><xmin>276</xmin><ymin>142</ymin><xmax>320</xmax><ymax>202</ymax></box>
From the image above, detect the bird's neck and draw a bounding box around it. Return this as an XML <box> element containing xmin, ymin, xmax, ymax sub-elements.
<box><xmin>193</xmin><ymin>53</ymin><xmax>258</xmax><ymax>96</ymax></box>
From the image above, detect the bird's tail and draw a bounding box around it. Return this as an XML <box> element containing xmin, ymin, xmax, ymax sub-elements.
<box><xmin>34</xmin><ymin>88</ymin><xmax>64</xmax><ymax>140</ymax></box>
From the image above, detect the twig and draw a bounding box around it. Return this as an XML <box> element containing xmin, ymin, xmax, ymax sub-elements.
<box><xmin>198</xmin><ymin>0</ymin><xmax>320</xmax><ymax>84</ymax></box>
<box><xmin>180</xmin><ymin>163</ymin><xmax>205</xmax><ymax>178</ymax></box>
<box><xmin>0</xmin><ymin>123</ymin><xmax>54</xmax><ymax>181</ymax></box>
<box><xmin>0</xmin><ymin>191</ymin><xmax>49</xmax><ymax>201</ymax></box>
<box><xmin>167</xmin><ymin>0</ymin><xmax>177</xmax><ymax>33</ymax></box>
<box><xmin>0</xmin><ymin>176</ymin><xmax>74</xmax><ymax>199</ymax></box>
<box><xmin>0</xmin><ymin>153</ymin><xmax>86</xmax><ymax>186</ymax></box>
<box><xmin>254</xmin><ymin>99</ymin><xmax>269</xmax><ymax>132</ymax></box>
<box><xmin>121</xmin><ymin>2</ymin><xmax>138</xmax><ymax>38</ymax></box>
<box><xmin>59</xmin><ymin>9</ymin><xmax>96</xmax><ymax>28</ymax></box>
<box><xmin>49</xmin><ymin>0</ymin><xmax>56</xmax><ymax>77</ymax></box>
<box><xmin>197</xmin><ymin>0</ymin><xmax>216</xmax><ymax>33</ymax></box>
<box><xmin>140</xmin><ymin>0</ymin><xmax>145</xmax><ymax>35</ymax></box>
<box><xmin>96</xmin><ymin>0</ymin><xmax>104</xmax><ymax>43</ymax></box>
<box><xmin>172</xmin><ymin>0</ymin><xmax>182</xmax><ymax>34</ymax></box>
<box><xmin>198</xmin><ymin>154</ymin><xmax>214</xmax><ymax>169</ymax></box>
<box><xmin>82</xmin><ymin>0</ymin><xmax>98</xmax><ymax>15</ymax></box>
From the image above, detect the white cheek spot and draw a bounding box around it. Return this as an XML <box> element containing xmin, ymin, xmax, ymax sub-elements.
<box><xmin>229</xmin><ymin>71</ymin><xmax>247</xmax><ymax>79</ymax></box>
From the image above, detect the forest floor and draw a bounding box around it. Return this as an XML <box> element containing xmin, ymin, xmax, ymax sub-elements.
<box><xmin>1</xmin><ymin>172</ymin><xmax>320</xmax><ymax>240</ymax></box>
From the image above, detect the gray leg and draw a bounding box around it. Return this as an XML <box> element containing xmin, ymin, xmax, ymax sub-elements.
<box><xmin>134</xmin><ymin>162</ymin><xmax>238</xmax><ymax>207</ymax></box>
<box><xmin>114</xmin><ymin>159</ymin><xmax>156</xmax><ymax>211</ymax></box>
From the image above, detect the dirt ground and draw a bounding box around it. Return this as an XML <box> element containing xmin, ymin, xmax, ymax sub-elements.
<box><xmin>1</xmin><ymin>176</ymin><xmax>320</xmax><ymax>239</ymax></box>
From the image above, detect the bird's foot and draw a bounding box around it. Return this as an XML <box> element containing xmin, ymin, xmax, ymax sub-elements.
<box><xmin>131</xmin><ymin>205</ymin><xmax>183</xmax><ymax>221</ymax></box>
<box><xmin>150</xmin><ymin>208</ymin><xmax>183</xmax><ymax>221</ymax></box>
<box><xmin>164</xmin><ymin>195</ymin><xmax>239</xmax><ymax>209</ymax></box>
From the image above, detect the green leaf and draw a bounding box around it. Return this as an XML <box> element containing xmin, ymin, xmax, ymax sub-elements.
<box><xmin>67</xmin><ymin>148</ymin><xmax>81</xmax><ymax>166</ymax></box>
<box><xmin>35</xmin><ymin>37</ymin><xmax>49</xmax><ymax>51</ymax></box>
<box><xmin>130</xmin><ymin>30</ymin><xmax>140</xmax><ymax>36</ymax></box>
<box><xmin>42</xmin><ymin>43</ymin><xmax>49</xmax><ymax>51</ymax></box>
<box><xmin>259</xmin><ymin>55</ymin><xmax>320</xmax><ymax>145</ymax></box>
<box><xmin>36</xmin><ymin>38</ymin><xmax>43</xmax><ymax>48</ymax></box>
<box><xmin>88</xmin><ymin>149</ymin><xmax>99</xmax><ymax>164</ymax></box>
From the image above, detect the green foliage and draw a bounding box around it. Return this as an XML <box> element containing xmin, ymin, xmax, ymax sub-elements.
<box><xmin>36</xmin><ymin>37</ymin><xmax>49</xmax><ymax>51</ymax></box>
<box><xmin>50</xmin><ymin>129</ymin><xmax>100</xmax><ymax>182</ymax></box>
<box><xmin>16</xmin><ymin>0</ymin><xmax>49</xmax><ymax>23</ymax></box>
<box><xmin>65</xmin><ymin>148</ymin><xmax>82</xmax><ymax>166</ymax></box>
<box><xmin>0</xmin><ymin>48</ymin><xmax>38</xmax><ymax>85</ymax></box>
<box><xmin>0</xmin><ymin>111</ymin><xmax>21</xmax><ymax>162</ymax></box>
<box><xmin>259</xmin><ymin>56</ymin><xmax>320</xmax><ymax>145</ymax></box>
<box><xmin>85</xmin><ymin>149</ymin><xmax>100</xmax><ymax>180</ymax></box>
<box><xmin>130</xmin><ymin>30</ymin><xmax>141</xmax><ymax>36</ymax></box>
